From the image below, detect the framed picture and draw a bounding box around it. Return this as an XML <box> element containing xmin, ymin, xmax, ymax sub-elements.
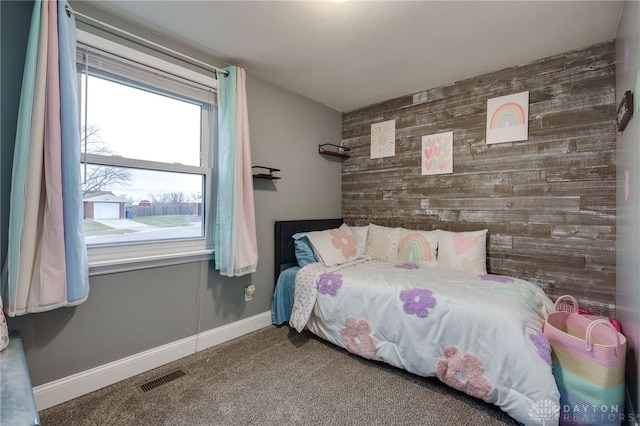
<box><xmin>371</xmin><ymin>119</ymin><xmax>395</xmax><ymax>159</ymax></box>
<box><xmin>422</xmin><ymin>131</ymin><xmax>453</xmax><ymax>176</ymax></box>
<box><xmin>486</xmin><ymin>91</ymin><xmax>529</xmax><ymax>144</ymax></box>
<box><xmin>616</xmin><ymin>90</ymin><xmax>633</xmax><ymax>132</ymax></box>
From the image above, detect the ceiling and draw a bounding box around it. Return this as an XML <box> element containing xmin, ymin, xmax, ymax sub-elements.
<box><xmin>86</xmin><ymin>1</ymin><xmax>623</xmax><ymax>112</ymax></box>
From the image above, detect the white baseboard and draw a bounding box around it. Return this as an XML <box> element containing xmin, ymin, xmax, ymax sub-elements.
<box><xmin>33</xmin><ymin>311</ymin><xmax>272</xmax><ymax>411</ymax></box>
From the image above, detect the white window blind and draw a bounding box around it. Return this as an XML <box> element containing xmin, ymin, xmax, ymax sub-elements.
<box><xmin>76</xmin><ymin>42</ymin><xmax>216</xmax><ymax>104</ymax></box>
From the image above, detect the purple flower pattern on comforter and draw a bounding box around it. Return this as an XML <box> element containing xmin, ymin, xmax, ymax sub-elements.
<box><xmin>289</xmin><ymin>260</ymin><xmax>558</xmax><ymax>426</ymax></box>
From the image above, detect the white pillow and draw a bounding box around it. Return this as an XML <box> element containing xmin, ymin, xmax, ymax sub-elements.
<box><xmin>305</xmin><ymin>224</ymin><xmax>363</xmax><ymax>267</ymax></box>
<box><xmin>366</xmin><ymin>224</ymin><xmax>402</xmax><ymax>262</ymax></box>
<box><xmin>349</xmin><ymin>225</ymin><xmax>369</xmax><ymax>256</ymax></box>
<box><xmin>437</xmin><ymin>229</ymin><xmax>488</xmax><ymax>274</ymax></box>
<box><xmin>398</xmin><ymin>229</ymin><xmax>438</xmax><ymax>266</ymax></box>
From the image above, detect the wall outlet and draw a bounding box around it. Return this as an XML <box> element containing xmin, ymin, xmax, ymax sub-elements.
<box><xmin>244</xmin><ymin>285</ymin><xmax>255</xmax><ymax>302</ymax></box>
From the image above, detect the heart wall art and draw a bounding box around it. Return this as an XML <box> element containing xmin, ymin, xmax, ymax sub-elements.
<box><xmin>422</xmin><ymin>131</ymin><xmax>453</xmax><ymax>176</ymax></box>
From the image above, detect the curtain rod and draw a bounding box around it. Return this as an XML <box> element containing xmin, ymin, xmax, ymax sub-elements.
<box><xmin>72</xmin><ymin>9</ymin><xmax>230</xmax><ymax>77</ymax></box>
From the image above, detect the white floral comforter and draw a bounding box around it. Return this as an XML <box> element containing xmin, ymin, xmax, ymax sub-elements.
<box><xmin>290</xmin><ymin>260</ymin><xmax>560</xmax><ymax>426</ymax></box>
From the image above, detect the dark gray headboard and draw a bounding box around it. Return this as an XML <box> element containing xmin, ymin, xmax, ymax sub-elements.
<box><xmin>274</xmin><ymin>218</ymin><xmax>343</xmax><ymax>286</ymax></box>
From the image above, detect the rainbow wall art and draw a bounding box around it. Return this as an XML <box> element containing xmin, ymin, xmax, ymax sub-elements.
<box><xmin>486</xmin><ymin>91</ymin><xmax>529</xmax><ymax>144</ymax></box>
<box><xmin>422</xmin><ymin>131</ymin><xmax>453</xmax><ymax>176</ymax></box>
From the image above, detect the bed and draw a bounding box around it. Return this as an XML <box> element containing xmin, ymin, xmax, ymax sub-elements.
<box><xmin>271</xmin><ymin>219</ymin><xmax>560</xmax><ymax>426</ymax></box>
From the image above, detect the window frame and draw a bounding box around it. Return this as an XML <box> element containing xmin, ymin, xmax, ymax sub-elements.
<box><xmin>76</xmin><ymin>30</ymin><xmax>217</xmax><ymax>275</ymax></box>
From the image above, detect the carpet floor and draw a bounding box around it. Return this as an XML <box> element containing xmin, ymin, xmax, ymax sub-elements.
<box><xmin>39</xmin><ymin>325</ymin><xmax>518</xmax><ymax>425</ymax></box>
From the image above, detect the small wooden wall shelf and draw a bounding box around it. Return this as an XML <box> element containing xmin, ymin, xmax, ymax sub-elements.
<box><xmin>252</xmin><ymin>166</ymin><xmax>281</xmax><ymax>180</ymax></box>
<box><xmin>319</xmin><ymin>143</ymin><xmax>350</xmax><ymax>159</ymax></box>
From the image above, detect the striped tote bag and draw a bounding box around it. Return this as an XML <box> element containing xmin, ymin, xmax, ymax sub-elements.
<box><xmin>543</xmin><ymin>295</ymin><xmax>626</xmax><ymax>425</ymax></box>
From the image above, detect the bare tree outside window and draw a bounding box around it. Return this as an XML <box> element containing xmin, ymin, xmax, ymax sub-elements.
<box><xmin>81</xmin><ymin>124</ymin><xmax>132</xmax><ymax>195</ymax></box>
<box><xmin>148</xmin><ymin>191</ymin><xmax>192</xmax><ymax>205</ymax></box>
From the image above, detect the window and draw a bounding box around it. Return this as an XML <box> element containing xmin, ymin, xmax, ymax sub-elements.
<box><xmin>76</xmin><ymin>31</ymin><xmax>217</xmax><ymax>273</ymax></box>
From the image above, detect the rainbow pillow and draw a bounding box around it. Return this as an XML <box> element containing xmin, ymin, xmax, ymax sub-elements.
<box><xmin>398</xmin><ymin>229</ymin><xmax>438</xmax><ymax>267</ymax></box>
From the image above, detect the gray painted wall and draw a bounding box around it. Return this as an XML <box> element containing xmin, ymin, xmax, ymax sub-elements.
<box><xmin>616</xmin><ymin>0</ymin><xmax>640</xmax><ymax>417</ymax></box>
<box><xmin>1</xmin><ymin>1</ymin><xmax>342</xmax><ymax>387</ymax></box>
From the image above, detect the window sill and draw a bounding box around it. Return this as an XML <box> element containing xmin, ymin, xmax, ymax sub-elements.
<box><xmin>89</xmin><ymin>249</ymin><xmax>214</xmax><ymax>276</ymax></box>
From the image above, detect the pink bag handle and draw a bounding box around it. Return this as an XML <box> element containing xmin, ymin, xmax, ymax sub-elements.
<box><xmin>554</xmin><ymin>295</ymin><xmax>579</xmax><ymax>313</ymax></box>
<box><xmin>585</xmin><ymin>319</ymin><xmax>622</xmax><ymax>356</ymax></box>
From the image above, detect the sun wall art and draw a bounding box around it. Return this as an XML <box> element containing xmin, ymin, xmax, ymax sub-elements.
<box><xmin>486</xmin><ymin>91</ymin><xmax>529</xmax><ymax>144</ymax></box>
<box><xmin>422</xmin><ymin>131</ymin><xmax>453</xmax><ymax>176</ymax></box>
<box><xmin>371</xmin><ymin>119</ymin><xmax>396</xmax><ymax>159</ymax></box>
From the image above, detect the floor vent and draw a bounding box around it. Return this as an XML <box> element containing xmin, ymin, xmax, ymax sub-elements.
<box><xmin>137</xmin><ymin>368</ymin><xmax>188</xmax><ymax>393</ymax></box>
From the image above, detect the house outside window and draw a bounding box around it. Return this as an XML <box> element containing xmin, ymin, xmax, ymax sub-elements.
<box><xmin>76</xmin><ymin>31</ymin><xmax>217</xmax><ymax>273</ymax></box>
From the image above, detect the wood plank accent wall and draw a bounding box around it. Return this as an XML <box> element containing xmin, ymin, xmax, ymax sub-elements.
<box><xmin>341</xmin><ymin>41</ymin><xmax>616</xmax><ymax>316</ymax></box>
